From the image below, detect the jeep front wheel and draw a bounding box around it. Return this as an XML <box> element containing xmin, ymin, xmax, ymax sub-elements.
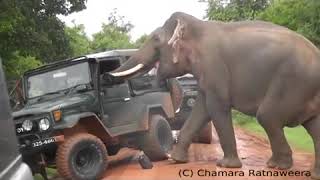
<box><xmin>139</xmin><ymin>115</ymin><xmax>174</xmax><ymax>161</ymax></box>
<box><xmin>56</xmin><ymin>133</ymin><xmax>107</xmax><ymax>180</ymax></box>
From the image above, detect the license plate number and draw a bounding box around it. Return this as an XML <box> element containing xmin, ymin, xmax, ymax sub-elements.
<box><xmin>32</xmin><ymin>137</ymin><xmax>55</xmax><ymax>147</ymax></box>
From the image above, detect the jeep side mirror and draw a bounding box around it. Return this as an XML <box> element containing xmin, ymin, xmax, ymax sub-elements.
<box><xmin>102</xmin><ymin>73</ymin><xmax>124</xmax><ymax>86</ymax></box>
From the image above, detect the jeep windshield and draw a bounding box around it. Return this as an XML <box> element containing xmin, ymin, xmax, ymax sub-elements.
<box><xmin>27</xmin><ymin>62</ymin><xmax>91</xmax><ymax>99</ymax></box>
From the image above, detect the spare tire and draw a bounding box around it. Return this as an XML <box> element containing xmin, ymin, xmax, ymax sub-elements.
<box><xmin>138</xmin><ymin>115</ymin><xmax>174</xmax><ymax>161</ymax></box>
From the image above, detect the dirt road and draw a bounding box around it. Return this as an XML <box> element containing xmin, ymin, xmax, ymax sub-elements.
<box><xmin>102</xmin><ymin>127</ymin><xmax>313</xmax><ymax>180</ymax></box>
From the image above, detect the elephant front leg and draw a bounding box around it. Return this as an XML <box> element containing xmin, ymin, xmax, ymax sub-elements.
<box><xmin>206</xmin><ymin>92</ymin><xmax>242</xmax><ymax>168</ymax></box>
<box><xmin>170</xmin><ymin>91</ymin><xmax>210</xmax><ymax>163</ymax></box>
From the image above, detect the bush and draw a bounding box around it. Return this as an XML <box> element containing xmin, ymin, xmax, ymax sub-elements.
<box><xmin>258</xmin><ymin>0</ymin><xmax>320</xmax><ymax>47</ymax></box>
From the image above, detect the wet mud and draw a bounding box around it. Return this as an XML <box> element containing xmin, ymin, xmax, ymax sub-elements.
<box><xmin>102</xmin><ymin>127</ymin><xmax>313</xmax><ymax>180</ymax></box>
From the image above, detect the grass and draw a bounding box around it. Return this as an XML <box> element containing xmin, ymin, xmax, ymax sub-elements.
<box><xmin>34</xmin><ymin>168</ymin><xmax>58</xmax><ymax>180</ymax></box>
<box><xmin>232</xmin><ymin>110</ymin><xmax>314</xmax><ymax>152</ymax></box>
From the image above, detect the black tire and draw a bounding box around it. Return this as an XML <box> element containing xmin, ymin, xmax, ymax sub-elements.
<box><xmin>56</xmin><ymin>133</ymin><xmax>107</xmax><ymax>180</ymax></box>
<box><xmin>139</xmin><ymin>115</ymin><xmax>174</xmax><ymax>161</ymax></box>
<box><xmin>193</xmin><ymin>122</ymin><xmax>213</xmax><ymax>144</ymax></box>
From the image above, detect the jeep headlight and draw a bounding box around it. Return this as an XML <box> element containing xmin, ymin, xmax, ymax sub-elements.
<box><xmin>22</xmin><ymin>120</ymin><xmax>33</xmax><ymax>131</ymax></box>
<box><xmin>39</xmin><ymin>118</ymin><xmax>50</xmax><ymax>131</ymax></box>
<box><xmin>187</xmin><ymin>98</ymin><xmax>196</xmax><ymax>107</ymax></box>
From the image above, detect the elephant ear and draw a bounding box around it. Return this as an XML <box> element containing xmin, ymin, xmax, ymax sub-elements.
<box><xmin>168</xmin><ymin>19</ymin><xmax>185</xmax><ymax>45</ymax></box>
<box><xmin>168</xmin><ymin>19</ymin><xmax>186</xmax><ymax>64</ymax></box>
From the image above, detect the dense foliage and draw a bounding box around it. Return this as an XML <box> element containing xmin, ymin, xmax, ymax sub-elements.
<box><xmin>2</xmin><ymin>0</ymin><xmax>320</xmax><ymax>80</ymax></box>
<box><xmin>206</xmin><ymin>0</ymin><xmax>320</xmax><ymax>47</ymax></box>
<box><xmin>0</xmin><ymin>3</ymin><xmax>141</xmax><ymax>80</ymax></box>
<box><xmin>0</xmin><ymin>0</ymin><xmax>87</xmax><ymax>79</ymax></box>
<box><xmin>90</xmin><ymin>10</ymin><xmax>135</xmax><ymax>52</ymax></box>
<box><xmin>206</xmin><ymin>0</ymin><xmax>269</xmax><ymax>21</ymax></box>
<box><xmin>65</xmin><ymin>9</ymin><xmax>139</xmax><ymax>56</ymax></box>
<box><xmin>259</xmin><ymin>0</ymin><xmax>320</xmax><ymax>46</ymax></box>
<box><xmin>65</xmin><ymin>23</ymin><xmax>91</xmax><ymax>57</ymax></box>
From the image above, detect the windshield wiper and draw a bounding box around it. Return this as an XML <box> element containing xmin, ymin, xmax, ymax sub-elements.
<box><xmin>35</xmin><ymin>91</ymin><xmax>64</xmax><ymax>102</ymax></box>
<box><xmin>66</xmin><ymin>83</ymin><xmax>90</xmax><ymax>95</ymax></box>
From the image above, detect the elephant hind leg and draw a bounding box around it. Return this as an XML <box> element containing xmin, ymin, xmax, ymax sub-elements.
<box><xmin>256</xmin><ymin>68</ymin><xmax>316</xmax><ymax>169</ymax></box>
<box><xmin>303</xmin><ymin>116</ymin><xmax>320</xmax><ymax>179</ymax></box>
<box><xmin>256</xmin><ymin>110</ymin><xmax>293</xmax><ymax>169</ymax></box>
<box><xmin>257</xmin><ymin>115</ymin><xmax>293</xmax><ymax>169</ymax></box>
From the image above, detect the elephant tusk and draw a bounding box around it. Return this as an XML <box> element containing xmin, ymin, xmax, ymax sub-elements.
<box><xmin>168</xmin><ymin>37</ymin><xmax>175</xmax><ymax>46</ymax></box>
<box><xmin>110</xmin><ymin>64</ymin><xmax>144</xmax><ymax>77</ymax></box>
<box><xmin>168</xmin><ymin>19</ymin><xmax>182</xmax><ymax>46</ymax></box>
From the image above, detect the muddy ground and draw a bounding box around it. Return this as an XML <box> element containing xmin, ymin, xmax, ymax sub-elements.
<box><xmin>99</xmin><ymin>127</ymin><xmax>313</xmax><ymax>180</ymax></box>
<box><xmin>50</xmin><ymin>127</ymin><xmax>313</xmax><ymax>180</ymax></box>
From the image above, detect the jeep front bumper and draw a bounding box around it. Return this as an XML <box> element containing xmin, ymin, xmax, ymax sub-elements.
<box><xmin>18</xmin><ymin>135</ymin><xmax>64</xmax><ymax>154</ymax></box>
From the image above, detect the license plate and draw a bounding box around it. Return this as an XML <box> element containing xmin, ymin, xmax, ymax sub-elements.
<box><xmin>32</xmin><ymin>137</ymin><xmax>56</xmax><ymax>147</ymax></box>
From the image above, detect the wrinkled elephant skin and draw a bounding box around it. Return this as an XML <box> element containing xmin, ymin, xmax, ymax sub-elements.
<box><xmin>111</xmin><ymin>12</ymin><xmax>320</xmax><ymax>179</ymax></box>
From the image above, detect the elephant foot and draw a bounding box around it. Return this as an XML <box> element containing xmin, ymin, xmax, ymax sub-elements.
<box><xmin>169</xmin><ymin>145</ymin><xmax>188</xmax><ymax>163</ymax></box>
<box><xmin>266</xmin><ymin>155</ymin><xmax>293</xmax><ymax>169</ymax></box>
<box><xmin>311</xmin><ymin>169</ymin><xmax>320</xmax><ymax>180</ymax></box>
<box><xmin>216</xmin><ymin>156</ymin><xmax>242</xmax><ymax>168</ymax></box>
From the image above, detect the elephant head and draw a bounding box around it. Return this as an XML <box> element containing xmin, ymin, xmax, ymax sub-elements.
<box><xmin>110</xmin><ymin>12</ymin><xmax>201</xmax><ymax>80</ymax></box>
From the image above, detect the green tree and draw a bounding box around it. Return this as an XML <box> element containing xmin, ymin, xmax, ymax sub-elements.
<box><xmin>259</xmin><ymin>0</ymin><xmax>320</xmax><ymax>46</ymax></box>
<box><xmin>0</xmin><ymin>0</ymin><xmax>87</xmax><ymax>65</ymax></box>
<box><xmin>206</xmin><ymin>0</ymin><xmax>270</xmax><ymax>21</ymax></box>
<box><xmin>4</xmin><ymin>52</ymin><xmax>42</xmax><ymax>79</ymax></box>
<box><xmin>65</xmin><ymin>22</ymin><xmax>91</xmax><ymax>57</ymax></box>
<box><xmin>90</xmin><ymin>9</ymin><xmax>135</xmax><ymax>52</ymax></box>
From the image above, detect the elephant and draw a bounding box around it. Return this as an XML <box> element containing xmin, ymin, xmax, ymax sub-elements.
<box><xmin>110</xmin><ymin>12</ymin><xmax>320</xmax><ymax>179</ymax></box>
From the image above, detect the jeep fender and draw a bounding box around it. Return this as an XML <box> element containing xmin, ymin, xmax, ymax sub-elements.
<box><xmin>54</xmin><ymin>112</ymin><xmax>112</xmax><ymax>137</ymax></box>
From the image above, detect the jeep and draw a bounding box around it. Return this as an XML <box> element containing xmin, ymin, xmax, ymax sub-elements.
<box><xmin>0</xmin><ymin>58</ymin><xmax>33</xmax><ymax>180</ymax></box>
<box><xmin>12</xmin><ymin>49</ymin><xmax>175</xmax><ymax>180</ymax></box>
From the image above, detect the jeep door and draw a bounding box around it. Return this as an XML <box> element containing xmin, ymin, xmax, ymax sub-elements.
<box><xmin>99</xmin><ymin>58</ymin><xmax>144</xmax><ymax>134</ymax></box>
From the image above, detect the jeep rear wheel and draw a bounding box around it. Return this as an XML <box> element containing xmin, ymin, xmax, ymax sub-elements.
<box><xmin>139</xmin><ymin>115</ymin><xmax>174</xmax><ymax>161</ymax></box>
<box><xmin>56</xmin><ymin>133</ymin><xmax>107</xmax><ymax>180</ymax></box>
<box><xmin>193</xmin><ymin>122</ymin><xmax>213</xmax><ymax>144</ymax></box>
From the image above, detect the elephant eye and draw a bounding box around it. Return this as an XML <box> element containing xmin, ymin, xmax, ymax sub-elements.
<box><xmin>152</xmin><ymin>35</ymin><xmax>160</xmax><ymax>42</ymax></box>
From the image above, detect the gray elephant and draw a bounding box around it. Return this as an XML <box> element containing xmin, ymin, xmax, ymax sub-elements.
<box><xmin>110</xmin><ymin>12</ymin><xmax>320</xmax><ymax>179</ymax></box>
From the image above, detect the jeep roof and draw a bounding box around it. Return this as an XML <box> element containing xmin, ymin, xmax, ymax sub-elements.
<box><xmin>23</xmin><ymin>49</ymin><xmax>138</xmax><ymax>76</ymax></box>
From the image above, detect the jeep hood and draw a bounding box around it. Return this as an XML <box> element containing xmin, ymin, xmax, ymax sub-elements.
<box><xmin>13</xmin><ymin>94</ymin><xmax>94</xmax><ymax>118</ymax></box>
